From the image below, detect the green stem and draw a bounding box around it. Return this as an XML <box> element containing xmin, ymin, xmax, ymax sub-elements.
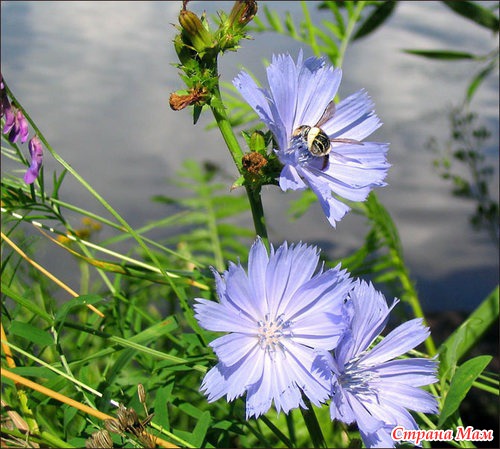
<box><xmin>245</xmin><ymin>185</ymin><xmax>269</xmax><ymax>247</ymax></box>
<box><xmin>300</xmin><ymin>397</ymin><xmax>326</xmax><ymax>448</ymax></box>
<box><xmin>337</xmin><ymin>1</ymin><xmax>366</xmax><ymax>68</ymax></box>
<box><xmin>210</xmin><ymin>79</ymin><xmax>269</xmax><ymax>246</ymax></box>
<box><xmin>4</xmin><ymin>81</ymin><xmax>189</xmax><ymax>304</ymax></box>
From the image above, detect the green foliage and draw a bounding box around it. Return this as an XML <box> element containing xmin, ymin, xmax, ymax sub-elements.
<box><xmin>428</xmin><ymin>107</ymin><xmax>499</xmax><ymax>244</ymax></box>
<box><xmin>1</xmin><ymin>1</ymin><xmax>498</xmax><ymax>448</ymax></box>
<box><xmin>252</xmin><ymin>1</ymin><xmax>391</xmax><ymax>66</ymax></box>
<box><xmin>152</xmin><ymin>159</ymin><xmax>255</xmax><ymax>271</ymax></box>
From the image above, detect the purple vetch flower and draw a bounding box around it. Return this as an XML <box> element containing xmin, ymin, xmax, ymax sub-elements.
<box><xmin>3</xmin><ymin>106</ymin><xmax>29</xmax><ymax>144</ymax></box>
<box><xmin>24</xmin><ymin>136</ymin><xmax>43</xmax><ymax>184</ymax></box>
<box><xmin>233</xmin><ymin>51</ymin><xmax>390</xmax><ymax>227</ymax></box>
<box><xmin>314</xmin><ymin>281</ymin><xmax>438</xmax><ymax>448</ymax></box>
<box><xmin>0</xmin><ymin>74</ymin><xmax>11</xmax><ymax>119</ymax></box>
<box><xmin>194</xmin><ymin>238</ymin><xmax>353</xmax><ymax>418</ymax></box>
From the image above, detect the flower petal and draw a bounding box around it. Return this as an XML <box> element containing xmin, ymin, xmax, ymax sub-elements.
<box><xmin>322</xmin><ymin>89</ymin><xmax>382</xmax><ymax>141</ymax></box>
<box><xmin>209</xmin><ymin>333</ymin><xmax>259</xmax><ymax>367</ymax></box>
<box><xmin>375</xmin><ymin>358</ymin><xmax>438</xmax><ymax>387</ymax></box>
<box><xmin>294</xmin><ymin>56</ymin><xmax>342</xmax><ymax>129</ymax></box>
<box><xmin>194</xmin><ymin>298</ymin><xmax>255</xmax><ymax>333</ymax></box>
<box><xmin>267</xmin><ymin>53</ymin><xmax>298</xmax><ymax>138</ymax></box>
<box><xmin>265</xmin><ymin>242</ymin><xmax>320</xmax><ymax>317</ymax></box>
<box><xmin>279</xmin><ymin>164</ymin><xmax>307</xmax><ymax>191</ymax></box>
<box><xmin>361</xmin><ymin>318</ymin><xmax>430</xmax><ymax>366</ymax></box>
<box><xmin>300</xmin><ymin>169</ymin><xmax>351</xmax><ymax>227</ymax></box>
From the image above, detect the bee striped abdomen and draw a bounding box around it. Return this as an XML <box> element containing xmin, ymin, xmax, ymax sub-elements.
<box><xmin>307</xmin><ymin>127</ymin><xmax>331</xmax><ymax>156</ymax></box>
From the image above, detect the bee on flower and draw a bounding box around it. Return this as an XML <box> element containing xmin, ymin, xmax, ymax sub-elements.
<box><xmin>233</xmin><ymin>51</ymin><xmax>390</xmax><ymax>227</ymax></box>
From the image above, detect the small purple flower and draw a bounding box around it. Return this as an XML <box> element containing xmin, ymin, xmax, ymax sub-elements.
<box><xmin>194</xmin><ymin>238</ymin><xmax>353</xmax><ymax>418</ymax></box>
<box><xmin>0</xmin><ymin>74</ymin><xmax>11</xmax><ymax>119</ymax></box>
<box><xmin>24</xmin><ymin>136</ymin><xmax>43</xmax><ymax>184</ymax></box>
<box><xmin>3</xmin><ymin>106</ymin><xmax>29</xmax><ymax>144</ymax></box>
<box><xmin>233</xmin><ymin>51</ymin><xmax>390</xmax><ymax>227</ymax></box>
<box><xmin>315</xmin><ymin>281</ymin><xmax>438</xmax><ymax>448</ymax></box>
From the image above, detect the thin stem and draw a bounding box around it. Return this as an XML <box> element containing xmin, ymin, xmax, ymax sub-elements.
<box><xmin>337</xmin><ymin>1</ymin><xmax>366</xmax><ymax>68</ymax></box>
<box><xmin>1</xmin><ymin>231</ymin><xmax>104</xmax><ymax>318</ymax></box>
<box><xmin>1</xmin><ymin>369</ymin><xmax>178</xmax><ymax>449</ymax></box>
<box><xmin>300</xmin><ymin>397</ymin><xmax>326</xmax><ymax>448</ymax></box>
<box><xmin>210</xmin><ymin>78</ymin><xmax>269</xmax><ymax>245</ymax></box>
<box><xmin>4</xmin><ymin>81</ymin><xmax>188</xmax><ymax>302</ymax></box>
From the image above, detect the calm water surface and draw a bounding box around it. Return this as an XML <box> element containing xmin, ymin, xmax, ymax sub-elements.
<box><xmin>1</xmin><ymin>1</ymin><xmax>498</xmax><ymax>312</ymax></box>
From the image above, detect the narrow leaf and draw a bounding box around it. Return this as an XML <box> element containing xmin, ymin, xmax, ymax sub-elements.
<box><xmin>442</xmin><ymin>1</ymin><xmax>500</xmax><ymax>32</ymax></box>
<box><xmin>353</xmin><ymin>1</ymin><xmax>397</xmax><ymax>41</ymax></box>
<box><xmin>466</xmin><ymin>61</ymin><xmax>497</xmax><ymax>103</ymax></box>
<box><xmin>403</xmin><ymin>49</ymin><xmax>477</xmax><ymax>60</ymax></box>
<box><xmin>439</xmin><ymin>286</ymin><xmax>498</xmax><ymax>377</ymax></box>
<box><xmin>438</xmin><ymin>355</ymin><xmax>493</xmax><ymax>427</ymax></box>
<box><xmin>1</xmin><ymin>284</ymin><xmax>53</xmax><ymax>323</ymax></box>
<box><xmin>10</xmin><ymin>320</ymin><xmax>54</xmax><ymax>346</ymax></box>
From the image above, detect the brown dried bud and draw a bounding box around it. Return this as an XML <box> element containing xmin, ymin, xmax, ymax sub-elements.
<box><xmin>137</xmin><ymin>384</ymin><xmax>147</xmax><ymax>405</ymax></box>
<box><xmin>242</xmin><ymin>152</ymin><xmax>267</xmax><ymax>175</ymax></box>
<box><xmin>228</xmin><ymin>0</ymin><xmax>258</xmax><ymax>26</ymax></box>
<box><xmin>86</xmin><ymin>429</ymin><xmax>113</xmax><ymax>448</ymax></box>
<box><xmin>169</xmin><ymin>87</ymin><xmax>208</xmax><ymax>111</ymax></box>
<box><xmin>104</xmin><ymin>418</ymin><xmax>124</xmax><ymax>434</ymax></box>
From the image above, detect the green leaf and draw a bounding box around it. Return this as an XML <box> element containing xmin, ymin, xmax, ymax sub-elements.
<box><xmin>353</xmin><ymin>1</ymin><xmax>397</xmax><ymax>40</ymax></box>
<box><xmin>54</xmin><ymin>294</ymin><xmax>104</xmax><ymax>326</ymax></box>
<box><xmin>466</xmin><ymin>61</ymin><xmax>497</xmax><ymax>103</ymax></box>
<box><xmin>263</xmin><ymin>5</ymin><xmax>284</xmax><ymax>33</ymax></box>
<box><xmin>403</xmin><ymin>49</ymin><xmax>478</xmax><ymax>60</ymax></box>
<box><xmin>438</xmin><ymin>355</ymin><xmax>493</xmax><ymax>427</ymax></box>
<box><xmin>191</xmin><ymin>410</ymin><xmax>211</xmax><ymax>447</ymax></box>
<box><xmin>9</xmin><ymin>320</ymin><xmax>54</xmax><ymax>346</ymax></box>
<box><xmin>1</xmin><ymin>283</ymin><xmax>53</xmax><ymax>323</ymax></box>
<box><xmin>442</xmin><ymin>1</ymin><xmax>500</xmax><ymax>32</ymax></box>
<box><xmin>438</xmin><ymin>286</ymin><xmax>499</xmax><ymax>378</ymax></box>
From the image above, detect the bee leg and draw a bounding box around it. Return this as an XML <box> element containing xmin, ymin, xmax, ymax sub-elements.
<box><xmin>321</xmin><ymin>155</ymin><xmax>329</xmax><ymax>170</ymax></box>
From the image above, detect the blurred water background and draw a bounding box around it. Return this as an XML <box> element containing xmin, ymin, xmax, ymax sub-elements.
<box><xmin>1</xmin><ymin>1</ymin><xmax>498</xmax><ymax>313</ymax></box>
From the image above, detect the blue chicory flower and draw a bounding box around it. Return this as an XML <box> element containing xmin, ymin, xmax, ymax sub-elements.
<box><xmin>24</xmin><ymin>136</ymin><xmax>43</xmax><ymax>184</ymax></box>
<box><xmin>194</xmin><ymin>238</ymin><xmax>353</xmax><ymax>418</ymax></box>
<box><xmin>233</xmin><ymin>51</ymin><xmax>390</xmax><ymax>227</ymax></box>
<box><xmin>314</xmin><ymin>281</ymin><xmax>438</xmax><ymax>448</ymax></box>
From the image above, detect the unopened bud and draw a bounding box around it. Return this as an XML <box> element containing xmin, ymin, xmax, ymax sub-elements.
<box><xmin>179</xmin><ymin>9</ymin><xmax>213</xmax><ymax>53</ymax></box>
<box><xmin>138</xmin><ymin>384</ymin><xmax>147</xmax><ymax>404</ymax></box>
<box><xmin>228</xmin><ymin>0</ymin><xmax>258</xmax><ymax>27</ymax></box>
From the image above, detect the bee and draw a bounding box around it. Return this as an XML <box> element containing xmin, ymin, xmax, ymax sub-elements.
<box><xmin>292</xmin><ymin>99</ymin><xmax>362</xmax><ymax>169</ymax></box>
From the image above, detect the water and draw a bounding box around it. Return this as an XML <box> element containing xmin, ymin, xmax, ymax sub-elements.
<box><xmin>1</xmin><ymin>1</ymin><xmax>498</xmax><ymax>312</ymax></box>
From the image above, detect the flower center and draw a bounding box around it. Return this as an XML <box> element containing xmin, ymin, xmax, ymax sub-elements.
<box><xmin>287</xmin><ymin>135</ymin><xmax>314</xmax><ymax>165</ymax></box>
<box><xmin>338</xmin><ymin>358</ymin><xmax>378</xmax><ymax>396</ymax></box>
<box><xmin>257</xmin><ymin>313</ymin><xmax>292</xmax><ymax>356</ymax></box>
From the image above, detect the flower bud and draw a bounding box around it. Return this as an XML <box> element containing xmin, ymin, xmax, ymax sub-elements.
<box><xmin>228</xmin><ymin>0</ymin><xmax>258</xmax><ymax>27</ymax></box>
<box><xmin>169</xmin><ymin>86</ymin><xmax>208</xmax><ymax>111</ymax></box>
<box><xmin>24</xmin><ymin>135</ymin><xmax>43</xmax><ymax>184</ymax></box>
<box><xmin>178</xmin><ymin>9</ymin><xmax>213</xmax><ymax>54</ymax></box>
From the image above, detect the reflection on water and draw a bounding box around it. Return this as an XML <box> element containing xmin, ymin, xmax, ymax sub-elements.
<box><xmin>1</xmin><ymin>1</ymin><xmax>498</xmax><ymax>311</ymax></box>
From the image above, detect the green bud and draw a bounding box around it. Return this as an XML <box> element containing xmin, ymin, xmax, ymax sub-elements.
<box><xmin>179</xmin><ymin>9</ymin><xmax>213</xmax><ymax>54</ymax></box>
<box><xmin>249</xmin><ymin>130</ymin><xmax>266</xmax><ymax>153</ymax></box>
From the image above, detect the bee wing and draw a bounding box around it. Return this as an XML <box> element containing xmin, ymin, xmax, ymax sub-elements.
<box><xmin>330</xmin><ymin>137</ymin><xmax>363</xmax><ymax>145</ymax></box>
<box><xmin>315</xmin><ymin>99</ymin><xmax>336</xmax><ymax>128</ymax></box>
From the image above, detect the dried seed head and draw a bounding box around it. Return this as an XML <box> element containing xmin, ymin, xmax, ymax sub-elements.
<box><xmin>104</xmin><ymin>418</ymin><xmax>124</xmax><ymax>434</ymax></box>
<box><xmin>137</xmin><ymin>384</ymin><xmax>147</xmax><ymax>405</ymax></box>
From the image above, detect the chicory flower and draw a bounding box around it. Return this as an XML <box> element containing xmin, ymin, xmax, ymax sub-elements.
<box><xmin>233</xmin><ymin>51</ymin><xmax>390</xmax><ymax>227</ymax></box>
<box><xmin>194</xmin><ymin>238</ymin><xmax>353</xmax><ymax>418</ymax></box>
<box><xmin>315</xmin><ymin>281</ymin><xmax>438</xmax><ymax>448</ymax></box>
